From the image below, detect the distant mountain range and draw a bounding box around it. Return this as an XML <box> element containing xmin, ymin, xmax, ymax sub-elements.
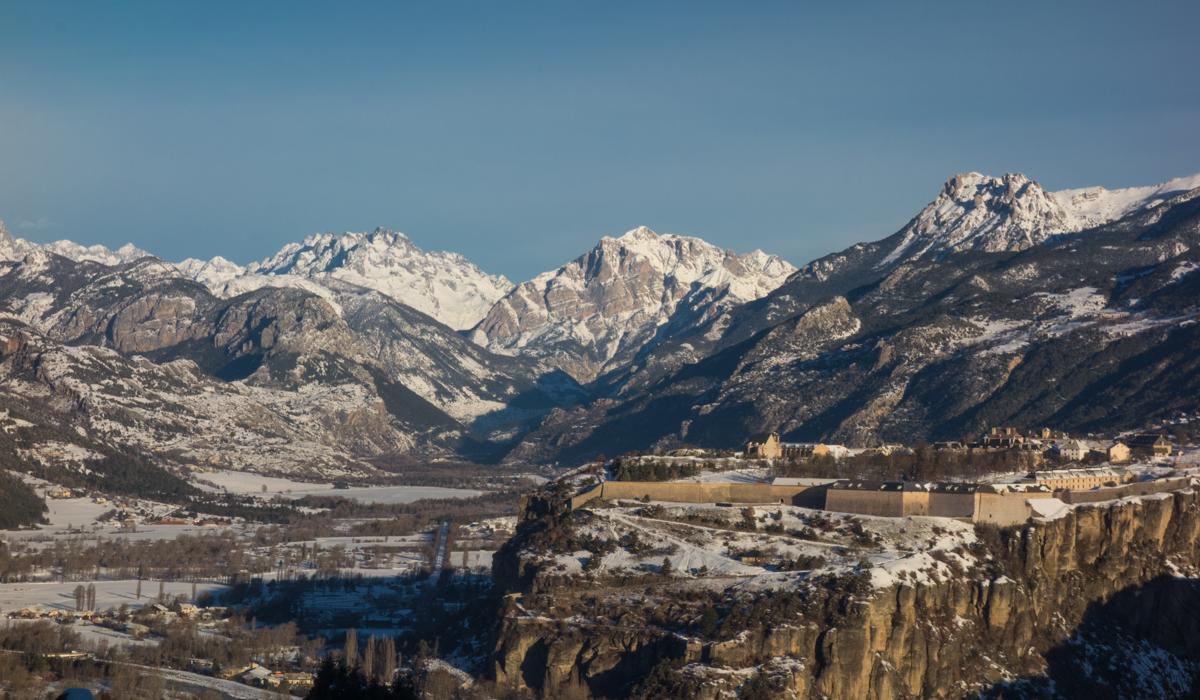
<box><xmin>177</xmin><ymin>228</ymin><xmax>513</xmax><ymax>331</ymax></box>
<box><xmin>0</xmin><ymin>169</ymin><xmax>1197</xmax><ymax>479</ymax></box>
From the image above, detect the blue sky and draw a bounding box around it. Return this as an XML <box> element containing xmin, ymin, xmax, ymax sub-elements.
<box><xmin>1</xmin><ymin>1</ymin><xmax>1198</xmax><ymax>281</ymax></box>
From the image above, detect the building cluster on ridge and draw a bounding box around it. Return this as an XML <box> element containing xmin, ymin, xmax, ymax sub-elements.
<box><xmin>566</xmin><ymin>426</ymin><xmax>1187</xmax><ymax>528</ymax></box>
<box><xmin>744</xmin><ymin>427</ymin><xmax>1174</xmax><ymax>464</ymax></box>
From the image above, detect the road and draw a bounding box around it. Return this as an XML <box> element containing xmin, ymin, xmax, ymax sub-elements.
<box><xmin>430</xmin><ymin>519</ymin><xmax>451</xmax><ymax>574</ymax></box>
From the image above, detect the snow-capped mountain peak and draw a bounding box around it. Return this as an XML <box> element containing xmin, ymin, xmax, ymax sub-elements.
<box><xmin>176</xmin><ymin>255</ymin><xmax>247</xmax><ymax>287</ymax></box>
<box><xmin>879</xmin><ymin>171</ymin><xmax>1200</xmax><ymax>267</ymax></box>
<box><xmin>1051</xmin><ymin>172</ymin><xmax>1200</xmax><ymax>229</ymax></box>
<box><xmin>0</xmin><ymin>219</ymin><xmax>149</xmax><ymax>266</ymax></box>
<box><xmin>179</xmin><ymin>227</ymin><xmax>514</xmax><ymax>330</ymax></box>
<box><xmin>472</xmin><ymin>226</ymin><xmax>796</xmax><ymax>381</ymax></box>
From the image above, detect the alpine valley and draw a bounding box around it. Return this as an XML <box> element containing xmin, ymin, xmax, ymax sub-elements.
<box><xmin>1</xmin><ymin>169</ymin><xmax>1198</xmax><ymax>483</ymax></box>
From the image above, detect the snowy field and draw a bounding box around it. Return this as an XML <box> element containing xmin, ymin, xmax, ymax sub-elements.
<box><xmin>3</xmin><ymin>495</ymin><xmax>226</xmax><ymax>543</ymax></box>
<box><xmin>194</xmin><ymin>469</ymin><xmax>483</xmax><ymax>503</ymax></box>
<box><xmin>5</xmin><ymin>617</ymin><xmax>155</xmax><ymax>648</ymax></box>
<box><xmin>0</xmin><ymin>579</ymin><xmax>228</xmax><ymax>614</ymax></box>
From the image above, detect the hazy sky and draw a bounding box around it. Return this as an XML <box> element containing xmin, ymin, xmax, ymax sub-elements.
<box><xmin>2</xmin><ymin>1</ymin><xmax>1198</xmax><ymax>281</ymax></box>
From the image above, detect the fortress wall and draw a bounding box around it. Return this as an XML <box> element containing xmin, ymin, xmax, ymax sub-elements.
<box><xmin>570</xmin><ymin>485</ymin><xmax>605</xmax><ymax>510</ymax></box>
<box><xmin>594</xmin><ymin>481</ymin><xmax>812</xmax><ymax>504</ymax></box>
<box><xmin>826</xmin><ymin>489</ymin><xmax>905</xmax><ymax>517</ymax></box>
<box><xmin>973</xmin><ymin>492</ymin><xmax>1045</xmax><ymax>526</ymax></box>
<box><xmin>1060</xmin><ymin>477</ymin><xmax>1194</xmax><ymax>504</ymax></box>
<box><xmin>902</xmin><ymin>491</ymin><xmax>930</xmax><ymax>516</ymax></box>
<box><xmin>568</xmin><ymin>478</ymin><xmax>1196</xmax><ymax>526</ymax></box>
<box><xmin>927</xmin><ymin>492</ymin><xmax>976</xmax><ymax>518</ymax></box>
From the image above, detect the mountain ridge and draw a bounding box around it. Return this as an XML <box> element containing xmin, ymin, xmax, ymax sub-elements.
<box><xmin>471</xmin><ymin>225</ymin><xmax>796</xmax><ymax>382</ymax></box>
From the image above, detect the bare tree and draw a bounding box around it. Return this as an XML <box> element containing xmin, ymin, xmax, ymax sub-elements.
<box><xmin>344</xmin><ymin>628</ymin><xmax>358</xmax><ymax>668</ymax></box>
<box><xmin>362</xmin><ymin>635</ymin><xmax>377</xmax><ymax>680</ymax></box>
<box><xmin>381</xmin><ymin>637</ymin><xmax>397</xmax><ymax>682</ymax></box>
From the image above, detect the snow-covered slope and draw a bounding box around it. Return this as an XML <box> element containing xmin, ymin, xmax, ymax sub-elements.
<box><xmin>1052</xmin><ymin>172</ymin><xmax>1200</xmax><ymax>228</ymax></box>
<box><xmin>181</xmin><ymin>228</ymin><xmax>512</xmax><ymax>330</ymax></box>
<box><xmin>880</xmin><ymin>171</ymin><xmax>1200</xmax><ymax>266</ymax></box>
<box><xmin>0</xmin><ymin>220</ymin><xmax>148</xmax><ymax>266</ymax></box>
<box><xmin>472</xmin><ymin>226</ymin><xmax>796</xmax><ymax>382</ymax></box>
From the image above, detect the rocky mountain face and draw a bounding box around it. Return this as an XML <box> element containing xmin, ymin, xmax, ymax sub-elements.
<box><xmin>879</xmin><ymin>171</ymin><xmax>1200</xmax><ymax>265</ymax></box>
<box><xmin>180</xmin><ymin>228</ymin><xmax>513</xmax><ymax>330</ymax></box>
<box><xmin>0</xmin><ymin>320</ymin><xmax>407</xmax><ymax>478</ymax></box>
<box><xmin>0</xmin><ymin>248</ymin><xmax>581</xmax><ymax>477</ymax></box>
<box><xmin>515</xmin><ymin>179</ymin><xmax>1200</xmax><ymax>463</ymax></box>
<box><xmin>488</xmin><ymin>486</ymin><xmax>1200</xmax><ymax>698</ymax></box>
<box><xmin>2</xmin><ymin>169</ymin><xmax>1197</xmax><ymax>475</ymax></box>
<box><xmin>472</xmin><ymin>226</ymin><xmax>795</xmax><ymax>382</ymax></box>
<box><xmin>586</xmin><ymin>171</ymin><xmax>1200</xmax><ymax>403</ymax></box>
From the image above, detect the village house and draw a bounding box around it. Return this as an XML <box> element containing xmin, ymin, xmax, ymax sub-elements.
<box><xmin>1051</xmin><ymin>439</ymin><xmax>1090</xmax><ymax>462</ymax></box>
<box><xmin>743</xmin><ymin>432</ymin><xmax>848</xmax><ymax>461</ymax></box>
<box><xmin>1125</xmin><ymin>433</ymin><xmax>1173</xmax><ymax>459</ymax></box>
<box><xmin>281</xmin><ymin>672</ymin><xmax>315</xmax><ymax>689</ymax></box>
<box><xmin>982</xmin><ymin>427</ymin><xmax>1030</xmax><ymax>448</ymax></box>
<box><xmin>175</xmin><ymin>602</ymin><xmax>200</xmax><ymax>618</ymax></box>
<box><xmin>781</xmin><ymin>442</ymin><xmax>849</xmax><ymax>460</ymax></box>
<box><xmin>744</xmin><ymin>432</ymin><xmax>782</xmax><ymax>459</ymax></box>
<box><xmin>1106</xmin><ymin>441</ymin><xmax>1131</xmax><ymax>463</ymax></box>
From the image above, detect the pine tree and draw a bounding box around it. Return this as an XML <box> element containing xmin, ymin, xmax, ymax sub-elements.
<box><xmin>661</xmin><ymin>557</ymin><xmax>673</xmax><ymax>576</ymax></box>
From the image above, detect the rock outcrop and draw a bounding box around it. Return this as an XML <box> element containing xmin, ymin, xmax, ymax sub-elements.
<box><xmin>490</xmin><ymin>490</ymin><xmax>1200</xmax><ymax>698</ymax></box>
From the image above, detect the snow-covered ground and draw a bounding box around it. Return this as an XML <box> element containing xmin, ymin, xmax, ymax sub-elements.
<box><xmin>0</xmin><ymin>579</ymin><xmax>228</xmax><ymax>614</ymax></box>
<box><xmin>680</xmin><ymin>467</ymin><xmax>773</xmax><ymax>483</ymax></box>
<box><xmin>552</xmin><ymin>500</ymin><xmax>978</xmax><ymax>590</ymax></box>
<box><xmin>193</xmin><ymin>469</ymin><xmax>483</xmax><ymax>503</ymax></box>
<box><xmin>2</xmin><ymin>494</ymin><xmax>226</xmax><ymax>544</ymax></box>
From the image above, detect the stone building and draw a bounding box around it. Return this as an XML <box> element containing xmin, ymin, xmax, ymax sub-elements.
<box><xmin>1125</xmin><ymin>433</ymin><xmax>1173</xmax><ymax>459</ymax></box>
<box><xmin>1024</xmin><ymin>467</ymin><xmax>1132</xmax><ymax>491</ymax></box>
<box><xmin>1107</xmin><ymin>441</ymin><xmax>1131</xmax><ymax>463</ymax></box>
<box><xmin>744</xmin><ymin>432</ymin><xmax>782</xmax><ymax>459</ymax></box>
<box><xmin>778</xmin><ymin>442</ymin><xmax>850</xmax><ymax>461</ymax></box>
<box><xmin>1051</xmin><ymin>439</ymin><xmax>1089</xmax><ymax>462</ymax></box>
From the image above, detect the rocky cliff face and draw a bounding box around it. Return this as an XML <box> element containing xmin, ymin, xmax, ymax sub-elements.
<box><xmin>0</xmin><ymin>248</ymin><xmax>579</xmax><ymax>475</ymax></box>
<box><xmin>490</xmin><ymin>491</ymin><xmax>1200</xmax><ymax>698</ymax></box>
